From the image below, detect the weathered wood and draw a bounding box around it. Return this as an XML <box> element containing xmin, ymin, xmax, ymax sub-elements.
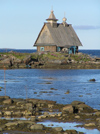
<box><xmin>37</xmin><ymin>46</ymin><xmax>56</xmax><ymax>52</ymax></box>
<box><xmin>36</xmin><ymin>25</ymin><xmax>54</xmax><ymax>44</ymax></box>
<box><xmin>34</xmin><ymin>11</ymin><xmax>82</xmax><ymax>53</ymax></box>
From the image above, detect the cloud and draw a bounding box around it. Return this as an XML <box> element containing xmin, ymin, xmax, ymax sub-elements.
<box><xmin>73</xmin><ymin>25</ymin><xmax>100</xmax><ymax>30</ymax></box>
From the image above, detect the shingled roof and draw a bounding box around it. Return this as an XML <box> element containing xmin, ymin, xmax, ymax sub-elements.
<box><xmin>34</xmin><ymin>23</ymin><xmax>82</xmax><ymax>47</ymax></box>
<box><xmin>34</xmin><ymin>10</ymin><xmax>82</xmax><ymax>48</ymax></box>
<box><xmin>47</xmin><ymin>23</ymin><xmax>82</xmax><ymax>47</ymax></box>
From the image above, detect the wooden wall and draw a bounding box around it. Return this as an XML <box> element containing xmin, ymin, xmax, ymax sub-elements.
<box><xmin>37</xmin><ymin>46</ymin><xmax>57</xmax><ymax>52</ymax></box>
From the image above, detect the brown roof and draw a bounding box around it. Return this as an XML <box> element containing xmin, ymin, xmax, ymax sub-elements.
<box><xmin>34</xmin><ymin>23</ymin><xmax>82</xmax><ymax>47</ymax></box>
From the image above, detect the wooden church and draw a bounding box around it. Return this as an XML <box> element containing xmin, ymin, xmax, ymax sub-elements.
<box><xmin>34</xmin><ymin>10</ymin><xmax>82</xmax><ymax>54</ymax></box>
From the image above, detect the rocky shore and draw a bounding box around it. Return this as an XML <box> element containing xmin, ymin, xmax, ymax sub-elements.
<box><xmin>0</xmin><ymin>51</ymin><xmax>100</xmax><ymax>69</ymax></box>
<box><xmin>0</xmin><ymin>96</ymin><xmax>100</xmax><ymax>134</ymax></box>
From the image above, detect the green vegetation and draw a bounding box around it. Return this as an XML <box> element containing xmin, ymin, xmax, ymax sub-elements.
<box><xmin>0</xmin><ymin>51</ymin><xmax>93</xmax><ymax>64</ymax></box>
<box><xmin>0</xmin><ymin>52</ymin><xmax>29</xmax><ymax>60</ymax></box>
<box><xmin>32</xmin><ymin>52</ymin><xmax>92</xmax><ymax>63</ymax></box>
<box><xmin>70</xmin><ymin>53</ymin><xmax>91</xmax><ymax>62</ymax></box>
<box><xmin>34</xmin><ymin>52</ymin><xmax>69</xmax><ymax>61</ymax></box>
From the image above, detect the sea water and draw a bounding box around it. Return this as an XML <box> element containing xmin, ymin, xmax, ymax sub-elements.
<box><xmin>0</xmin><ymin>69</ymin><xmax>100</xmax><ymax>110</ymax></box>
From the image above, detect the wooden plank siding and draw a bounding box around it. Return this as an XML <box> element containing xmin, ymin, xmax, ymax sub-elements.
<box><xmin>37</xmin><ymin>46</ymin><xmax>56</xmax><ymax>52</ymax></box>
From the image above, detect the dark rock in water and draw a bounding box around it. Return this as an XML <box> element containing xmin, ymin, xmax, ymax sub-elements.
<box><xmin>84</xmin><ymin>122</ymin><xmax>96</xmax><ymax>127</ymax></box>
<box><xmin>71</xmin><ymin>101</ymin><xmax>94</xmax><ymax>113</ymax></box>
<box><xmin>30</xmin><ymin>124</ymin><xmax>44</xmax><ymax>130</ymax></box>
<box><xmin>0</xmin><ymin>96</ymin><xmax>10</xmax><ymax>103</ymax></box>
<box><xmin>53</xmin><ymin>127</ymin><xmax>63</xmax><ymax>132</ymax></box>
<box><xmin>71</xmin><ymin>101</ymin><xmax>85</xmax><ymax>106</ymax></box>
<box><xmin>65</xmin><ymin>130</ymin><xmax>80</xmax><ymax>134</ymax></box>
<box><xmin>62</xmin><ymin>105</ymin><xmax>74</xmax><ymax>113</ymax></box>
<box><xmin>89</xmin><ymin>79</ymin><xmax>96</xmax><ymax>82</ymax></box>
<box><xmin>3</xmin><ymin>99</ymin><xmax>13</xmax><ymax>105</ymax></box>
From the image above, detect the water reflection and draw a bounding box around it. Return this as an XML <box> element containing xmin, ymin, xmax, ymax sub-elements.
<box><xmin>38</xmin><ymin>121</ymin><xmax>100</xmax><ymax>134</ymax></box>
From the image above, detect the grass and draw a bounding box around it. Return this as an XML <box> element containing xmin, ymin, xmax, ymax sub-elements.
<box><xmin>0</xmin><ymin>52</ymin><xmax>92</xmax><ymax>63</ymax></box>
<box><xmin>37</xmin><ymin>52</ymin><xmax>68</xmax><ymax>61</ymax></box>
<box><xmin>70</xmin><ymin>54</ymin><xmax>91</xmax><ymax>62</ymax></box>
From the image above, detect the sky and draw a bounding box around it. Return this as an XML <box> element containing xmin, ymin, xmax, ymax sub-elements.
<box><xmin>0</xmin><ymin>0</ymin><xmax>100</xmax><ymax>50</ymax></box>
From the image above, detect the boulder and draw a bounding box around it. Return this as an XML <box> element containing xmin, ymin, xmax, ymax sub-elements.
<box><xmin>62</xmin><ymin>105</ymin><xmax>74</xmax><ymax>113</ymax></box>
<box><xmin>4</xmin><ymin>111</ymin><xmax>12</xmax><ymax>116</ymax></box>
<box><xmin>23</xmin><ymin>55</ymin><xmax>31</xmax><ymax>64</ymax></box>
<box><xmin>71</xmin><ymin>101</ymin><xmax>85</xmax><ymax>106</ymax></box>
<box><xmin>53</xmin><ymin>127</ymin><xmax>63</xmax><ymax>132</ymax></box>
<box><xmin>0</xmin><ymin>96</ymin><xmax>10</xmax><ymax>102</ymax></box>
<box><xmin>38</xmin><ymin>116</ymin><xmax>43</xmax><ymax>120</ymax></box>
<box><xmin>43</xmin><ymin>112</ymin><xmax>49</xmax><ymax>117</ymax></box>
<box><xmin>25</xmin><ymin>111</ymin><xmax>32</xmax><ymax>116</ymax></box>
<box><xmin>77</xmin><ymin>104</ymin><xmax>93</xmax><ymax>111</ymax></box>
<box><xmin>9</xmin><ymin>105</ymin><xmax>16</xmax><ymax>109</ymax></box>
<box><xmin>14</xmin><ymin>58</ymin><xmax>22</xmax><ymax>64</ymax></box>
<box><xmin>30</xmin><ymin>124</ymin><xmax>44</xmax><ymax>130</ymax></box>
<box><xmin>13</xmin><ymin>111</ymin><xmax>23</xmax><ymax>117</ymax></box>
<box><xmin>71</xmin><ymin>101</ymin><xmax>93</xmax><ymax>113</ymax></box>
<box><xmin>48</xmin><ymin>104</ymin><xmax>54</xmax><ymax>109</ymax></box>
<box><xmin>89</xmin><ymin>79</ymin><xmax>96</xmax><ymax>82</ymax></box>
<box><xmin>57</xmin><ymin>113</ymin><xmax>62</xmax><ymax>117</ymax></box>
<box><xmin>65</xmin><ymin>130</ymin><xmax>78</xmax><ymax>134</ymax></box>
<box><xmin>3</xmin><ymin>99</ymin><xmax>13</xmax><ymax>105</ymax></box>
<box><xmin>0</xmin><ymin>127</ymin><xmax>2</xmax><ymax>132</ymax></box>
<box><xmin>48</xmin><ymin>59</ymin><xmax>62</xmax><ymax>64</ymax></box>
<box><xmin>25</xmin><ymin>103</ymin><xmax>33</xmax><ymax>111</ymax></box>
<box><xmin>5</xmin><ymin>122</ymin><xmax>18</xmax><ymax>127</ymax></box>
<box><xmin>30</xmin><ymin>116</ymin><xmax>37</xmax><ymax>122</ymax></box>
<box><xmin>49</xmin><ymin>114</ymin><xmax>56</xmax><ymax>118</ymax></box>
<box><xmin>95</xmin><ymin>112</ymin><xmax>100</xmax><ymax>116</ymax></box>
<box><xmin>0</xmin><ymin>58</ymin><xmax>11</xmax><ymax>65</ymax></box>
<box><xmin>84</xmin><ymin>123</ymin><xmax>95</xmax><ymax>127</ymax></box>
<box><xmin>96</xmin><ymin>118</ymin><xmax>100</xmax><ymax>121</ymax></box>
<box><xmin>75</xmin><ymin>115</ymin><xmax>80</xmax><ymax>119</ymax></box>
<box><xmin>40</xmin><ymin>115</ymin><xmax>47</xmax><ymax>119</ymax></box>
<box><xmin>17</xmin><ymin>120</ymin><xmax>34</xmax><ymax>124</ymax></box>
<box><xmin>0</xmin><ymin>111</ymin><xmax>2</xmax><ymax>116</ymax></box>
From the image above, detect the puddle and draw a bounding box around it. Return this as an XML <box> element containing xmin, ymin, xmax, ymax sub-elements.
<box><xmin>38</xmin><ymin>121</ymin><xmax>100</xmax><ymax>134</ymax></box>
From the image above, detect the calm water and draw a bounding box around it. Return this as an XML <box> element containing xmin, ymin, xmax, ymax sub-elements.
<box><xmin>0</xmin><ymin>69</ymin><xmax>100</xmax><ymax>110</ymax></box>
<box><xmin>38</xmin><ymin>121</ymin><xmax>100</xmax><ymax>134</ymax></box>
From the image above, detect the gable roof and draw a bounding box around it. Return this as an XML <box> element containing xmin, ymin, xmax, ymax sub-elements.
<box><xmin>34</xmin><ymin>23</ymin><xmax>82</xmax><ymax>47</ymax></box>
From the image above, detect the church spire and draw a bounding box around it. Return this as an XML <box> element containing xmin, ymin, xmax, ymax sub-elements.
<box><xmin>46</xmin><ymin>10</ymin><xmax>58</xmax><ymax>22</ymax></box>
<box><xmin>46</xmin><ymin>10</ymin><xmax>58</xmax><ymax>27</ymax></box>
<box><xmin>62</xmin><ymin>12</ymin><xmax>67</xmax><ymax>27</ymax></box>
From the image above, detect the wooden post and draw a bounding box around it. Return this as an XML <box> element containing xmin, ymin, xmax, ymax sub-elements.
<box><xmin>4</xmin><ymin>66</ymin><xmax>6</xmax><ymax>97</ymax></box>
<box><xmin>25</xmin><ymin>86</ymin><xmax>28</xmax><ymax>101</ymax></box>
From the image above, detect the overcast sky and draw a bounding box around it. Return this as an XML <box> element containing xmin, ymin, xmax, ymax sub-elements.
<box><xmin>0</xmin><ymin>0</ymin><xmax>100</xmax><ymax>50</ymax></box>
